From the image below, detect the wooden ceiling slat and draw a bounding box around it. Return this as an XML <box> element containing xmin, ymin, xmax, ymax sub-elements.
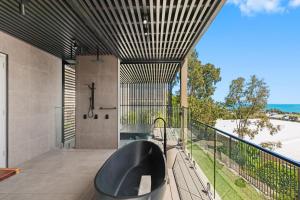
<box><xmin>112</xmin><ymin>0</ymin><xmax>140</xmax><ymax>58</ymax></box>
<box><xmin>120</xmin><ymin>63</ymin><xmax>178</xmax><ymax>84</ymax></box>
<box><xmin>81</xmin><ymin>0</ymin><xmax>124</xmax><ymax>57</ymax></box>
<box><xmin>174</xmin><ymin>0</ymin><xmax>203</xmax><ymax>57</ymax></box>
<box><xmin>165</xmin><ymin>0</ymin><xmax>182</xmax><ymax>59</ymax></box>
<box><xmin>96</xmin><ymin>0</ymin><xmax>131</xmax><ymax>58</ymax></box>
<box><xmin>0</xmin><ymin>2</ymin><xmax>66</xmax><ymax>55</ymax></box>
<box><xmin>44</xmin><ymin>0</ymin><xmax>107</xmax><ymax>54</ymax></box>
<box><xmin>149</xmin><ymin>0</ymin><xmax>155</xmax><ymax>59</ymax></box>
<box><xmin>168</xmin><ymin>0</ymin><xmax>189</xmax><ymax>60</ymax></box>
<box><xmin>162</xmin><ymin>0</ymin><xmax>174</xmax><ymax>57</ymax></box>
<box><xmin>120</xmin><ymin>0</ymin><xmax>143</xmax><ymax>58</ymax></box>
<box><xmin>0</xmin><ymin>0</ymin><xmax>225</xmax><ymax>62</ymax></box>
<box><xmin>128</xmin><ymin>0</ymin><xmax>146</xmax><ymax>59</ymax></box>
<box><xmin>66</xmin><ymin>0</ymin><xmax>117</xmax><ymax>55</ymax></box>
<box><xmin>171</xmin><ymin>0</ymin><xmax>197</xmax><ymax>58</ymax></box>
<box><xmin>159</xmin><ymin>0</ymin><xmax>166</xmax><ymax>60</ymax></box>
<box><xmin>155</xmin><ymin>0</ymin><xmax>160</xmax><ymax>60</ymax></box>
<box><xmin>135</xmin><ymin>0</ymin><xmax>149</xmax><ymax>60</ymax></box>
<box><xmin>180</xmin><ymin>0</ymin><xmax>222</xmax><ymax>58</ymax></box>
<box><xmin>56</xmin><ymin>1</ymin><xmax>109</xmax><ymax>53</ymax></box>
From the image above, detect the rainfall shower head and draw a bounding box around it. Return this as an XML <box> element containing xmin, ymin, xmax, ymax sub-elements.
<box><xmin>65</xmin><ymin>59</ymin><xmax>77</xmax><ymax>65</ymax></box>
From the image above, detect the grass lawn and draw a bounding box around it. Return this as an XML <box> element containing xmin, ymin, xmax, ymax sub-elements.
<box><xmin>189</xmin><ymin>143</ymin><xmax>266</xmax><ymax>200</ymax></box>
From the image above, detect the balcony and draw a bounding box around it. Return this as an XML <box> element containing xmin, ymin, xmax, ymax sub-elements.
<box><xmin>1</xmin><ymin>1</ymin><xmax>298</xmax><ymax>200</ymax></box>
<box><xmin>186</xmin><ymin>119</ymin><xmax>300</xmax><ymax>200</ymax></box>
<box><xmin>118</xmin><ymin>106</ymin><xmax>300</xmax><ymax>200</ymax></box>
<box><xmin>1</xmin><ymin>105</ymin><xmax>299</xmax><ymax>200</ymax></box>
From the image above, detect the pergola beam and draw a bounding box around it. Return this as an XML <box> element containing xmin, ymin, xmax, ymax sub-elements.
<box><xmin>121</xmin><ymin>60</ymin><xmax>181</xmax><ymax>65</ymax></box>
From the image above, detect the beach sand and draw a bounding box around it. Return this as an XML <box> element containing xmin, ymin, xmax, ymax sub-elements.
<box><xmin>215</xmin><ymin>119</ymin><xmax>300</xmax><ymax>162</ymax></box>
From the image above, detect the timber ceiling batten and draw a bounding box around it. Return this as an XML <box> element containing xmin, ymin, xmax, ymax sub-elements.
<box><xmin>0</xmin><ymin>0</ymin><xmax>224</xmax><ymax>61</ymax></box>
<box><xmin>0</xmin><ymin>0</ymin><xmax>110</xmax><ymax>58</ymax></box>
<box><xmin>120</xmin><ymin>63</ymin><xmax>179</xmax><ymax>84</ymax></box>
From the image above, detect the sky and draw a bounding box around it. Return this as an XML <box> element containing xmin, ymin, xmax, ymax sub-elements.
<box><xmin>195</xmin><ymin>0</ymin><xmax>300</xmax><ymax>104</ymax></box>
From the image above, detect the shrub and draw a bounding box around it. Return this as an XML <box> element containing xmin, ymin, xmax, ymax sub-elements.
<box><xmin>234</xmin><ymin>178</ymin><xmax>246</xmax><ymax>188</ymax></box>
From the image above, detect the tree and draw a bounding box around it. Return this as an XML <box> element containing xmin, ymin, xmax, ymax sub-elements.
<box><xmin>187</xmin><ymin>50</ymin><xmax>222</xmax><ymax>125</ymax></box>
<box><xmin>260</xmin><ymin>141</ymin><xmax>282</xmax><ymax>150</ymax></box>
<box><xmin>225</xmin><ymin>75</ymin><xmax>280</xmax><ymax>139</ymax></box>
<box><xmin>171</xmin><ymin>50</ymin><xmax>222</xmax><ymax>125</ymax></box>
<box><xmin>189</xmin><ymin>97</ymin><xmax>223</xmax><ymax>125</ymax></box>
<box><xmin>188</xmin><ymin>51</ymin><xmax>221</xmax><ymax>99</ymax></box>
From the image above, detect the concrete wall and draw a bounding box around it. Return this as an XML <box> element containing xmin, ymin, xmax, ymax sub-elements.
<box><xmin>0</xmin><ymin>31</ymin><xmax>62</xmax><ymax>167</ymax></box>
<box><xmin>76</xmin><ymin>55</ymin><xmax>119</xmax><ymax>149</ymax></box>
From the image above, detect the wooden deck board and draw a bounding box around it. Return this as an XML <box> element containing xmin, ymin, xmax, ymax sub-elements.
<box><xmin>172</xmin><ymin>151</ymin><xmax>211</xmax><ymax>200</ymax></box>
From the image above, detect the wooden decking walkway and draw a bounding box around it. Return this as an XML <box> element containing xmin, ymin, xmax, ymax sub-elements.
<box><xmin>173</xmin><ymin>151</ymin><xmax>211</xmax><ymax>200</ymax></box>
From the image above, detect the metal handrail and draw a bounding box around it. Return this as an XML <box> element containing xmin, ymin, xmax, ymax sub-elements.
<box><xmin>192</xmin><ymin>119</ymin><xmax>300</xmax><ymax>167</ymax></box>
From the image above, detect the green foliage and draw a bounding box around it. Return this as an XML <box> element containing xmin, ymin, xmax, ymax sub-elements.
<box><xmin>188</xmin><ymin>50</ymin><xmax>221</xmax><ymax>99</ymax></box>
<box><xmin>188</xmin><ymin>142</ymin><xmax>266</xmax><ymax>200</ymax></box>
<box><xmin>260</xmin><ymin>141</ymin><xmax>282</xmax><ymax>150</ymax></box>
<box><xmin>186</xmin><ymin>50</ymin><xmax>222</xmax><ymax>125</ymax></box>
<box><xmin>191</xmin><ymin>121</ymin><xmax>297</xmax><ymax>200</ymax></box>
<box><xmin>225</xmin><ymin>75</ymin><xmax>280</xmax><ymax>139</ymax></box>
<box><xmin>234</xmin><ymin>178</ymin><xmax>247</xmax><ymax>188</ymax></box>
<box><xmin>189</xmin><ymin>97</ymin><xmax>221</xmax><ymax>126</ymax></box>
<box><xmin>172</xmin><ymin>95</ymin><xmax>180</xmax><ymax>107</ymax></box>
<box><xmin>228</xmin><ymin>141</ymin><xmax>298</xmax><ymax>199</ymax></box>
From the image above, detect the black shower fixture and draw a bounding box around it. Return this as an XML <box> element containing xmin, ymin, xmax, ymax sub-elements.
<box><xmin>87</xmin><ymin>82</ymin><xmax>96</xmax><ymax>118</ymax></box>
<box><xmin>65</xmin><ymin>39</ymin><xmax>78</xmax><ymax>65</ymax></box>
<box><xmin>72</xmin><ymin>39</ymin><xmax>78</xmax><ymax>50</ymax></box>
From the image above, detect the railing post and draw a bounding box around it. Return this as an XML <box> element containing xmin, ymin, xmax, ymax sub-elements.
<box><xmin>191</xmin><ymin>120</ymin><xmax>193</xmax><ymax>159</ymax></box>
<box><xmin>167</xmin><ymin>83</ymin><xmax>172</xmax><ymax>128</ymax></box>
<box><xmin>298</xmin><ymin>167</ymin><xmax>300</xmax><ymax>200</ymax></box>
<box><xmin>214</xmin><ymin>129</ymin><xmax>216</xmax><ymax>199</ymax></box>
<box><xmin>164</xmin><ymin>124</ymin><xmax>167</xmax><ymax>160</ymax></box>
<box><xmin>229</xmin><ymin>136</ymin><xmax>232</xmax><ymax>169</ymax></box>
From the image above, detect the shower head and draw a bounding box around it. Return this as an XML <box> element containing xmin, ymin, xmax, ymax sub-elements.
<box><xmin>65</xmin><ymin>59</ymin><xmax>77</xmax><ymax>65</ymax></box>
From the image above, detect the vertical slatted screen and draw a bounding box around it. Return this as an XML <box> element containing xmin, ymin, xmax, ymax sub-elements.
<box><xmin>63</xmin><ymin>65</ymin><xmax>76</xmax><ymax>144</ymax></box>
<box><xmin>120</xmin><ymin>83</ymin><xmax>180</xmax><ymax>128</ymax></box>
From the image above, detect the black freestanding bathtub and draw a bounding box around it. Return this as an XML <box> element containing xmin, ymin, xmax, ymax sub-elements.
<box><xmin>94</xmin><ymin>141</ymin><xmax>167</xmax><ymax>200</ymax></box>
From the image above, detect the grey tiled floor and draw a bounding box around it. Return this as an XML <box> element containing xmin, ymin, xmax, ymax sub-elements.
<box><xmin>0</xmin><ymin>148</ymin><xmax>181</xmax><ymax>200</ymax></box>
<box><xmin>0</xmin><ymin>149</ymin><xmax>114</xmax><ymax>200</ymax></box>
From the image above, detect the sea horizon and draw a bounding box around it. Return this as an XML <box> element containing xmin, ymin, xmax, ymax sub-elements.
<box><xmin>266</xmin><ymin>104</ymin><xmax>300</xmax><ymax>113</ymax></box>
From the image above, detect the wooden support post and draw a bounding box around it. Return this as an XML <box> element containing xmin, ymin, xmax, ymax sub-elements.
<box><xmin>180</xmin><ymin>58</ymin><xmax>188</xmax><ymax>149</ymax></box>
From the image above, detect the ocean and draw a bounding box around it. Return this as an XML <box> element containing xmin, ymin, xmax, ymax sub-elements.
<box><xmin>266</xmin><ymin>104</ymin><xmax>300</xmax><ymax>113</ymax></box>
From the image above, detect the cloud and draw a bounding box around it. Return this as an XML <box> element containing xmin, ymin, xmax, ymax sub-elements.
<box><xmin>228</xmin><ymin>0</ymin><xmax>300</xmax><ymax>15</ymax></box>
<box><xmin>289</xmin><ymin>0</ymin><xmax>300</xmax><ymax>7</ymax></box>
<box><xmin>228</xmin><ymin>0</ymin><xmax>284</xmax><ymax>15</ymax></box>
